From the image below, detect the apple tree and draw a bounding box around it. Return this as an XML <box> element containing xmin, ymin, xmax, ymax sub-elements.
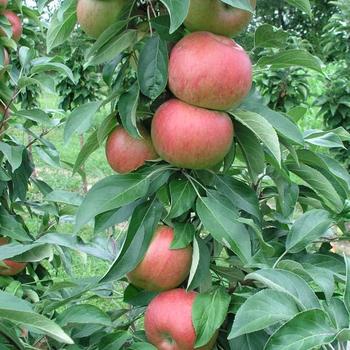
<box><xmin>1</xmin><ymin>0</ymin><xmax>350</xmax><ymax>349</ymax></box>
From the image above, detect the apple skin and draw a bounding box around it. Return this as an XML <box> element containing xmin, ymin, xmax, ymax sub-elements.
<box><xmin>145</xmin><ymin>289</ymin><xmax>218</xmax><ymax>350</ymax></box>
<box><xmin>127</xmin><ymin>226</ymin><xmax>192</xmax><ymax>291</ymax></box>
<box><xmin>151</xmin><ymin>99</ymin><xmax>234</xmax><ymax>169</ymax></box>
<box><xmin>184</xmin><ymin>0</ymin><xmax>256</xmax><ymax>37</ymax></box>
<box><xmin>3</xmin><ymin>10</ymin><xmax>22</xmax><ymax>41</ymax></box>
<box><xmin>168</xmin><ymin>31</ymin><xmax>252</xmax><ymax>111</ymax></box>
<box><xmin>0</xmin><ymin>237</ymin><xmax>26</xmax><ymax>276</ymax></box>
<box><xmin>105</xmin><ymin>126</ymin><xmax>158</xmax><ymax>174</ymax></box>
<box><xmin>77</xmin><ymin>0</ymin><xmax>126</xmax><ymax>38</ymax></box>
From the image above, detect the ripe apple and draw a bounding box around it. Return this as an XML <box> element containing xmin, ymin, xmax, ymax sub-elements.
<box><xmin>127</xmin><ymin>226</ymin><xmax>192</xmax><ymax>291</ymax></box>
<box><xmin>168</xmin><ymin>31</ymin><xmax>252</xmax><ymax>111</ymax></box>
<box><xmin>105</xmin><ymin>126</ymin><xmax>157</xmax><ymax>174</ymax></box>
<box><xmin>151</xmin><ymin>99</ymin><xmax>234</xmax><ymax>169</ymax></box>
<box><xmin>2</xmin><ymin>10</ymin><xmax>22</xmax><ymax>41</ymax></box>
<box><xmin>0</xmin><ymin>0</ymin><xmax>8</xmax><ymax>12</ymax></box>
<box><xmin>145</xmin><ymin>289</ymin><xmax>218</xmax><ymax>350</ymax></box>
<box><xmin>184</xmin><ymin>0</ymin><xmax>256</xmax><ymax>37</ymax></box>
<box><xmin>77</xmin><ymin>0</ymin><xmax>126</xmax><ymax>38</ymax></box>
<box><xmin>0</xmin><ymin>237</ymin><xmax>26</xmax><ymax>276</ymax></box>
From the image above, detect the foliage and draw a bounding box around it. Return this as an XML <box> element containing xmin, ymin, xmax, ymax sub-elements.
<box><xmin>0</xmin><ymin>0</ymin><xmax>350</xmax><ymax>349</ymax></box>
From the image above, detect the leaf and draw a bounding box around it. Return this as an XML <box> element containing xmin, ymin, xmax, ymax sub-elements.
<box><xmin>15</xmin><ymin>109</ymin><xmax>53</xmax><ymax>126</ymax></box>
<box><xmin>255</xmin><ymin>24</ymin><xmax>289</xmax><ymax>48</ymax></box>
<box><xmin>265</xmin><ymin>310</ymin><xmax>337</xmax><ymax>350</ymax></box>
<box><xmin>344</xmin><ymin>254</ymin><xmax>350</xmax><ymax>314</ymax></box>
<box><xmin>138</xmin><ymin>34</ymin><xmax>168</xmax><ymax>100</ymax></box>
<box><xmin>246</xmin><ymin>269</ymin><xmax>320</xmax><ymax>309</ymax></box>
<box><xmin>286</xmin><ymin>209</ymin><xmax>332</xmax><ymax>253</ymax></box>
<box><xmin>193</xmin><ymin>287</ymin><xmax>230</xmax><ymax>347</ymax></box>
<box><xmin>171</xmin><ymin>222</ymin><xmax>195</xmax><ymax>249</ymax></box>
<box><xmin>75</xmin><ymin>174</ymin><xmax>150</xmax><ymax>231</ymax></box>
<box><xmin>159</xmin><ymin>0</ymin><xmax>190</xmax><ymax>33</ymax></box>
<box><xmin>286</xmin><ymin>161</ymin><xmax>344</xmax><ymax>213</ymax></box>
<box><xmin>220</xmin><ymin>0</ymin><xmax>255</xmax><ymax>12</ymax></box>
<box><xmin>241</xmin><ymin>90</ymin><xmax>304</xmax><ymax>146</ymax></box>
<box><xmin>118</xmin><ymin>82</ymin><xmax>141</xmax><ymax>139</ymax></box>
<box><xmin>304</xmin><ymin>129</ymin><xmax>345</xmax><ymax>148</ymax></box>
<box><xmin>258</xmin><ymin>49</ymin><xmax>322</xmax><ymax>74</ymax></box>
<box><xmin>100</xmin><ymin>198</ymin><xmax>163</xmax><ymax>282</ymax></box>
<box><xmin>232</xmin><ymin>110</ymin><xmax>281</xmax><ymax>166</ymax></box>
<box><xmin>187</xmin><ymin>236</ymin><xmax>211</xmax><ymax>290</ymax></box>
<box><xmin>285</xmin><ymin>0</ymin><xmax>312</xmax><ymax>17</ymax></box>
<box><xmin>231</xmin><ymin>331</ymin><xmax>269</xmax><ymax>350</ymax></box>
<box><xmin>31</xmin><ymin>61</ymin><xmax>75</xmax><ymax>83</ymax></box>
<box><xmin>129</xmin><ymin>344</ymin><xmax>157</xmax><ymax>350</ymax></box>
<box><xmin>168</xmin><ymin>178</ymin><xmax>197</xmax><ymax>218</ymax></box>
<box><xmin>235</xmin><ymin>123</ymin><xmax>265</xmax><ymax>184</ymax></box>
<box><xmin>64</xmin><ymin>102</ymin><xmax>101</xmax><ymax>144</ymax></box>
<box><xmin>45</xmin><ymin>190</ymin><xmax>83</xmax><ymax>206</ymax></box>
<box><xmin>196</xmin><ymin>195</ymin><xmax>251</xmax><ymax>263</ymax></box>
<box><xmin>86</xmin><ymin>29</ymin><xmax>137</xmax><ymax>66</ymax></box>
<box><xmin>56</xmin><ymin>304</ymin><xmax>112</xmax><ymax>327</ymax></box>
<box><xmin>46</xmin><ymin>0</ymin><xmax>77</xmax><ymax>52</ymax></box>
<box><xmin>229</xmin><ymin>290</ymin><xmax>300</xmax><ymax>339</ymax></box>
<box><xmin>214</xmin><ymin>175</ymin><xmax>261</xmax><ymax>220</ymax></box>
<box><xmin>97</xmin><ymin>113</ymin><xmax>117</xmax><ymax>145</ymax></box>
<box><xmin>0</xmin><ymin>142</ymin><xmax>24</xmax><ymax>171</ymax></box>
<box><xmin>0</xmin><ymin>291</ymin><xmax>73</xmax><ymax>344</ymax></box>
<box><xmin>0</xmin><ymin>207</ymin><xmax>31</xmax><ymax>241</ymax></box>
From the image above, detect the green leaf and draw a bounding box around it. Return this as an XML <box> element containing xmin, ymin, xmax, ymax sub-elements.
<box><xmin>255</xmin><ymin>24</ymin><xmax>288</xmax><ymax>48</ymax></box>
<box><xmin>129</xmin><ymin>344</ymin><xmax>157</xmax><ymax>350</ymax></box>
<box><xmin>168</xmin><ymin>178</ymin><xmax>197</xmax><ymax>218</ymax></box>
<box><xmin>75</xmin><ymin>174</ymin><xmax>150</xmax><ymax>231</ymax></box>
<box><xmin>0</xmin><ymin>207</ymin><xmax>31</xmax><ymax>241</ymax></box>
<box><xmin>235</xmin><ymin>123</ymin><xmax>265</xmax><ymax>184</ymax></box>
<box><xmin>214</xmin><ymin>175</ymin><xmax>260</xmax><ymax>220</ymax></box>
<box><xmin>229</xmin><ymin>290</ymin><xmax>300</xmax><ymax>339</ymax></box>
<box><xmin>241</xmin><ymin>90</ymin><xmax>304</xmax><ymax>146</ymax></box>
<box><xmin>97</xmin><ymin>113</ymin><xmax>117</xmax><ymax>145</ymax></box>
<box><xmin>15</xmin><ymin>109</ymin><xmax>53</xmax><ymax>126</ymax></box>
<box><xmin>46</xmin><ymin>0</ymin><xmax>77</xmax><ymax>52</ymax></box>
<box><xmin>171</xmin><ymin>222</ymin><xmax>195</xmax><ymax>249</ymax></box>
<box><xmin>344</xmin><ymin>254</ymin><xmax>350</xmax><ymax>314</ymax></box>
<box><xmin>304</xmin><ymin>129</ymin><xmax>345</xmax><ymax>148</ymax></box>
<box><xmin>196</xmin><ymin>195</ymin><xmax>251</xmax><ymax>263</ymax></box>
<box><xmin>159</xmin><ymin>0</ymin><xmax>190</xmax><ymax>33</ymax></box>
<box><xmin>56</xmin><ymin>304</ymin><xmax>112</xmax><ymax>327</ymax></box>
<box><xmin>246</xmin><ymin>269</ymin><xmax>320</xmax><ymax>309</ymax></box>
<box><xmin>86</xmin><ymin>29</ymin><xmax>137</xmax><ymax>66</ymax></box>
<box><xmin>232</xmin><ymin>109</ymin><xmax>281</xmax><ymax>166</ymax></box>
<box><xmin>265</xmin><ymin>309</ymin><xmax>337</xmax><ymax>350</ymax></box>
<box><xmin>138</xmin><ymin>34</ymin><xmax>168</xmax><ymax>100</ymax></box>
<box><xmin>100</xmin><ymin>198</ymin><xmax>163</xmax><ymax>282</ymax></box>
<box><xmin>31</xmin><ymin>61</ymin><xmax>75</xmax><ymax>83</ymax></box>
<box><xmin>45</xmin><ymin>190</ymin><xmax>83</xmax><ymax>206</ymax></box>
<box><xmin>118</xmin><ymin>82</ymin><xmax>141</xmax><ymax>139</ymax></box>
<box><xmin>193</xmin><ymin>287</ymin><xmax>230</xmax><ymax>347</ymax></box>
<box><xmin>64</xmin><ymin>102</ymin><xmax>101</xmax><ymax>144</ymax></box>
<box><xmin>286</xmin><ymin>209</ymin><xmax>332</xmax><ymax>253</ymax></box>
<box><xmin>230</xmin><ymin>331</ymin><xmax>269</xmax><ymax>350</ymax></box>
<box><xmin>285</xmin><ymin>0</ymin><xmax>312</xmax><ymax>17</ymax></box>
<box><xmin>0</xmin><ymin>292</ymin><xmax>73</xmax><ymax>344</ymax></box>
<box><xmin>0</xmin><ymin>142</ymin><xmax>24</xmax><ymax>171</ymax></box>
<box><xmin>258</xmin><ymin>49</ymin><xmax>322</xmax><ymax>73</ymax></box>
<box><xmin>286</xmin><ymin>161</ymin><xmax>344</xmax><ymax>213</ymax></box>
<box><xmin>220</xmin><ymin>0</ymin><xmax>255</xmax><ymax>12</ymax></box>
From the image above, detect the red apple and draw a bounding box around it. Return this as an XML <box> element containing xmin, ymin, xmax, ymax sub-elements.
<box><xmin>77</xmin><ymin>0</ymin><xmax>126</xmax><ymax>38</ymax></box>
<box><xmin>151</xmin><ymin>99</ymin><xmax>234</xmax><ymax>169</ymax></box>
<box><xmin>145</xmin><ymin>289</ymin><xmax>217</xmax><ymax>350</ymax></box>
<box><xmin>168</xmin><ymin>31</ymin><xmax>252</xmax><ymax>111</ymax></box>
<box><xmin>105</xmin><ymin>126</ymin><xmax>158</xmax><ymax>174</ymax></box>
<box><xmin>127</xmin><ymin>226</ymin><xmax>192</xmax><ymax>291</ymax></box>
<box><xmin>0</xmin><ymin>237</ymin><xmax>26</xmax><ymax>276</ymax></box>
<box><xmin>0</xmin><ymin>0</ymin><xmax>8</xmax><ymax>12</ymax></box>
<box><xmin>184</xmin><ymin>0</ymin><xmax>256</xmax><ymax>37</ymax></box>
<box><xmin>2</xmin><ymin>10</ymin><xmax>22</xmax><ymax>41</ymax></box>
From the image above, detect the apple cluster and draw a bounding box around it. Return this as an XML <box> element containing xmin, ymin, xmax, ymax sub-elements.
<box><xmin>0</xmin><ymin>3</ymin><xmax>26</xmax><ymax>277</ymax></box>
<box><xmin>77</xmin><ymin>0</ymin><xmax>255</xmax><ymax>349</ymax></box>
